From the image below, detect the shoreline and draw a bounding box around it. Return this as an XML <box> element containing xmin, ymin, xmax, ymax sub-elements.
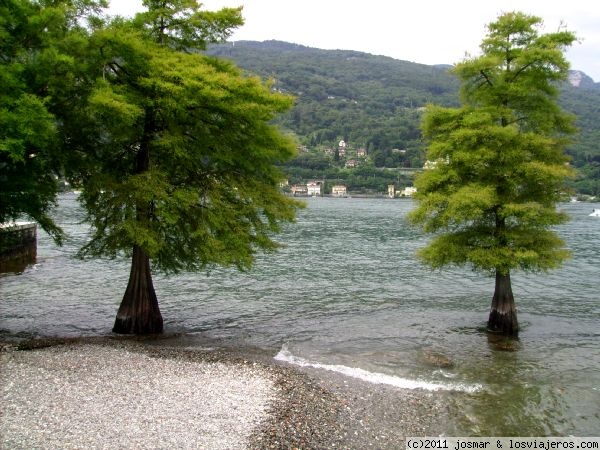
<box><xmin>0</xmin><ymin>335</ymin><xmax>450</xmax><ymax>449</ymax></box>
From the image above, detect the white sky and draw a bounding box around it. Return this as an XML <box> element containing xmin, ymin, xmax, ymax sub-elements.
<box><xmin>108</xmin><ymin>0</ymin><xmax>600</xmax><ymax>82</ymax></box>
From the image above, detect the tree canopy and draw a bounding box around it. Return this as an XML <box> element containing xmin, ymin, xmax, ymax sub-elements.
<box><xmin>2</xmin><ymin>0</ymin><xmax>301</xmax><ymax>333</ymax></box>
<box><xmin>0</xmin><ymin>0</ymin><xmax>109</xmax><ymax>242</ymax></box>
<box><xmin>47</xmin><ymin>0</ymin><xmax>302</xmax><ymax>333</ymax></box>
<box><xmin>77</xmin><ymin>22</ymin><xmax>301</xmax><ymax>273</ymax></box>
<box><xmin>2</xmin><ymin>1</ymin><xmax>64</xmax><ymax>241</ymax></box>
<box><xmin>408</xmin><ymin>12</ymin><xmax>577</xmax><ymax>335</ymax></box>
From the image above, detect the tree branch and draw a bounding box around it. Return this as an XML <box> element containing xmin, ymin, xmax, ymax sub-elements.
<box><xmin>479</xmin><ymin>70</ymin><xmax>494</xmax><ymax>87</ymax></box>
<box><xmin>509</xmin><ymin>61</ymin><xmax>535</xmax><ymax>82</ymax></box>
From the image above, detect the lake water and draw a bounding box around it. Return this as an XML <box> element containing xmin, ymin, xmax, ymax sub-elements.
<box><xmin>1</xmin><ymin>193</ymin><xmax>599</xmax><ymax>435</ymax></box>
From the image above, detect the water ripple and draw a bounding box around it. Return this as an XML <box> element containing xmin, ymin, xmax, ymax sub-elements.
<box><xmin>1</xmin><ymin>196</ymin><xmax>599</xmax><ymax>434</ymax></box>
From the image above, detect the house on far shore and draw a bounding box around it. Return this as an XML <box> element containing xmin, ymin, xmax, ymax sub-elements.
<box><xmin>424</xmin><ymin>156</ymin><xmax>449</xmax><ymax>170</ymax></box>
<box><xmin>307</xmin><ymin>181</ymin><xmax>322</xmax><ymax>197</ymax></box>
<box><xmin>423</xmin><ymin>160</ymin><xmax>438</xmax><ymax>170</ymax></box>
<box><xmin>331</xmin><ymin>185</ymin><xmax>347</xmax><ymax>197</ymax></box>
<box><xmin>388</xmin><ymin>185</ymin><xmax>396</xmax><ymax>198</ymax></box>
<box><xmin>345</xmin><ymin>159</ymin><xmax>358</xmax><ymax>168</ymax></box>
<box><xmin>291</xmin><ymin>184</ymin><xmax>308</xmax><ymax>196</ymax></box>
<box><xmin>338</xmin><ymin>140</ymin><xmax>347</xmax><ymax>157</ymax></box>
<box><xmin>400</xmin><ymin>186</ymin><xmax>417</xmax><ymax>197</ymax></box>
<box><xmin>357</xmin><ymin>148</ymin><xmax>367</xmax><ymax>158</ymax></box>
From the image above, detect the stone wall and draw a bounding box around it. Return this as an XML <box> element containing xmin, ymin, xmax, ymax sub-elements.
<box><xmin>0</xmin><ymin>222</ymin><xmax>37</xmax><ymax>273</ymax></box>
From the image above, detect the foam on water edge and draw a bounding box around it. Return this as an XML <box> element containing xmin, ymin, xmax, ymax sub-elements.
<box><xmin>274</xmin><ymin>345</ymin><xmax>482</xmax><ymax>393</ymax></box>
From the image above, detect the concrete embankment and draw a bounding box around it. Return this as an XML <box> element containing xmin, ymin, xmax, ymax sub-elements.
<box><xmin>0</xmin><ymin>222</ymin><xmax>37</xmax><ymax>273</ymax></box>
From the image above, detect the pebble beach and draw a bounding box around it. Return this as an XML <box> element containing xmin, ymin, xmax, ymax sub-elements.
<box><xmin>0</xmin><ymin>337</ymin><xmax>449</xmax><ymax>449</ymax></box>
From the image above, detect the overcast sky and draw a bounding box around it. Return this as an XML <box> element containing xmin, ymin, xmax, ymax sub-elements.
<box><xmin>108</xmin><ymin>0</ymin><xmax>600</xmax><ymax>82</ymax></box>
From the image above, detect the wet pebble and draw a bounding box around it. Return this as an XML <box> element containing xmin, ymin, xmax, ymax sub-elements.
<box><xmin>1</xmin><ymin>338</ymin><xmax>450</xmax><ymax>449</ymax></box>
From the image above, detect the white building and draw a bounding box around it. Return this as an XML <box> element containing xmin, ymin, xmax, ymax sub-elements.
<box><xmin>307</xmin><ymin>181</ymin><xmax>321</xmax><ymax>197</ymax></box>
<box><xmin>291</xmin><ymin>184</ymin><xmax>308</xmax><ymax>196</ymax></box>
<box><xmin>338</xmin><ymin>139</ymin><xmax>347</xmax><ymax>157</ymax></box>
<box><xmin>331</xmin><ymin>185</ymin><xmax>347</xmax><ymax>197</ymax></box>
<box><xmin>424</xmin><ymin>156</ymin><xmax>449</xmax><ymax>169</ymax></box>
<box><xmin>388</xmin><ymin>185</ymin><xmax>396</xmax><ymax>198</ymax></box>
<box><xmin>400</xmin><ymin>186</ymin><xmax>417</xmax><ymax>197</ymax></box>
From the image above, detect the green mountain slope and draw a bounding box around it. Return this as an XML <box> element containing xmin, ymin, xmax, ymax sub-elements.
<box><xmin>207</xmin><ymin>40</ymin><xmax>599</xmax><ymax>196</ymax></box>
<box><xmin>560</xmin><ymin>83</ymin><xmax>600</xmax><ymax>195</ymax></box>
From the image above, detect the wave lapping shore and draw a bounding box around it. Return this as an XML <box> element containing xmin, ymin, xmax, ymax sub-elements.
<box><xmin>0</xmin><ymin>337</ymin><xmax>448</xmax><ymax>449</ymax></box>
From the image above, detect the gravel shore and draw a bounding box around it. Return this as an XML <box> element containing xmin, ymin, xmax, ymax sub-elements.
<box><xmin>0</xmin><ymin>337</ymin><xmax>449</xmax><ymax>449</ymax></box>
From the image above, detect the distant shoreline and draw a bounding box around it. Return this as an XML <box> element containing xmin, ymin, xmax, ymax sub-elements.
<box><xmin>60</xmin><ymin>189</ymin><xmax>598</xmax><ymax>203</ymax></box>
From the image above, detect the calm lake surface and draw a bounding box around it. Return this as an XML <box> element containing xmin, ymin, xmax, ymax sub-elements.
<box><xmin>1</xmin><ymin>193</ymin><xmax>599</xmax><ymax>435</ymax></box>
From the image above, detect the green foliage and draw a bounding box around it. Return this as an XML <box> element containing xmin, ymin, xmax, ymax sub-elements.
<box><xmin>207</xmin><ymin>41</ymin><xmax>599</xmax><ymax>191</ymax></box>
<box><xmin>73</xmin><ymin>4</ymin><xmax>302</xmax><ymax>274</ymax></box>
<box><xmin>284</xmin><ymin>160</ymin><xmax>411</xmax><ymax>194</ymax></box>
<box><xmin>409</xmin><ymin>12</ymin><xmax>576</xmax><ymax>276</ymax></box>
<box><xmin>134</xmin><ymin>0</ymin><xmax>243</xmax><ymax>51</ymax></box>
<box><xmin>0</xmin><ymin>0</ymin><xmax>104</xmax><ymax>242</ymax></box>
<box><xmin>207</xmin><ymin>41</ymin><xmax>459</xmax><ymax>157</ymax></box>
<box><xmin>454</xmin><ymin>12</ymin><xmax>576</xmax><ymax>134</ymax></box>
<box><xmin>559</xmin><ymin>84</ymin><xmax>600</xmax><ymax>195</ymax></box>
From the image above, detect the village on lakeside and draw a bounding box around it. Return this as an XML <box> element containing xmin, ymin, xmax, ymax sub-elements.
<box><xmin>284</xmin><ymin>139</ymin><xmax>598</xmax><ymax>201</ymax></box>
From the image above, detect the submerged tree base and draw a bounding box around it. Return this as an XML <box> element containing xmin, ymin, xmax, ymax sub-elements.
<box><xmin>113</xmin><ymin>316</ymin><xmax>163</xmax><ymax>335</ymax></box>
<box><xmin>488</xmin><ymin>311</ymin><xmax>519</xmax><ymax>337</ymax></box>
<box><xmin>113</xmin><ymin>245</ymin><xmax>163</xmax><ymax>335</ymax></box>
<box><xmin>487</xmin><ymin>271</ymin><xmax>519</xmax><ymax>337</ymax></box>
<box><xmin>486</xmin><ymin>332</ymin><xmax>521</xmax><ymax>351</ymax></box>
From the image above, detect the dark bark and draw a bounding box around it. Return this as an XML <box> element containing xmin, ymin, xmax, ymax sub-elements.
<box><xmin>487</xmin><ymin>270</ymin><xmax>518</xmax><ymax>337</ymax></box>
<box><xmin>113</xmin><ymin>244</ymin><xmax>163</xmax><ymax>334</ymax></box>
<box><xmin>113</xmin><ymin>109</ymin><xmax>163</xmax><ymax>335</ymax></box>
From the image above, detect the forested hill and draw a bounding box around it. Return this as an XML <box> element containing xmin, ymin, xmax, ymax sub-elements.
<box><xmin>207</xmin><ymin>40</ymin><xmax>459</xmax><ymax>151</ymax></box>
<box><xmin>207</xmin><ymin>40</ymin><xmax>600</xmax><ymax>196</ymax></box>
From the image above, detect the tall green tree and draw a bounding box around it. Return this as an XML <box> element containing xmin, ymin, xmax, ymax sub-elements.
<box><xmin>408</xmin><ymin>12</ymin><xmax>576</xmax><ymax>336</ymax></box>
<box><xmin>0</xmin><ymin>0</ymin><xmax>103</xmax><ymax>242</ymax></box>
<box><xmin>75</xmin><ymin>1</ymin><xmax>301</xmax><ymax>334</ymax></box>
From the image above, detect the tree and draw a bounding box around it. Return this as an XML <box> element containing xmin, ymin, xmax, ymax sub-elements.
<box><xmin>74</xmin><ymin>1</ymin><xmax>301</xmax><ymax>334</ymax></box>
<box><xmin>408</xmin><ymin>12</ymin><xmax>576</xmax><ymax>336</ymax></box>
<box><xmin>0</xmin><ymin>0</ymin><xmax>102</xmax><ymax>242</ymax></box>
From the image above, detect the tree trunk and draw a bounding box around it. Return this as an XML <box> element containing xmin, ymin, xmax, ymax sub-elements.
<box><xmin>487</xmin><ymin>270</ymin><xmax>518</xmax><ymax>337</ymax></box>
<box><xmin>112</xmin><ymin>108</ymin><xmax>162</xmax><ymax>335</ymax></box>
<box><xmin>113</xmin><ymin>245</ymin><xmax>163</xmax><ymax>334</ymax></box>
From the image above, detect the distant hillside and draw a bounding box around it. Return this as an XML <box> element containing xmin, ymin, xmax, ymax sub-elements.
<box><xmin>207</xmin><ymin>40</ymin><xmax>600</xmax><ymax>196</ymax></box>
<box><xmin>208</xmin><ymin>40</ymin><xmax>458</xmax><ymax>151</ymax></box>
<box><xmin>560</xmin><ymin>80</ymin><xmax>600</xmax><ymax>195</ymax></box>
